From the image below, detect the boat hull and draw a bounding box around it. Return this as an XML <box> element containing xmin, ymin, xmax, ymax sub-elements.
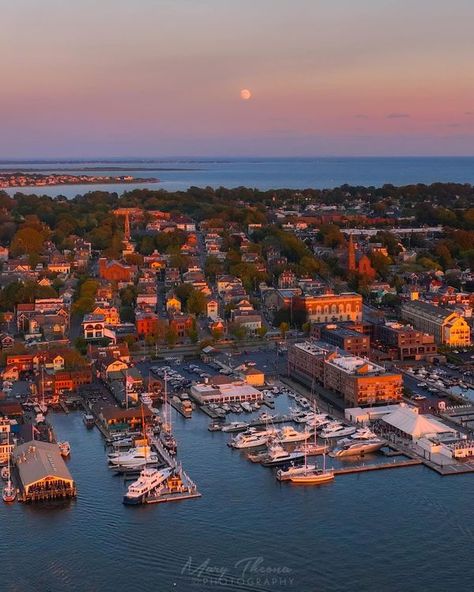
<box><xmin>290</xmin><ymin>473</ymin><xmax>335</xmax><ymax>484</ymax></box>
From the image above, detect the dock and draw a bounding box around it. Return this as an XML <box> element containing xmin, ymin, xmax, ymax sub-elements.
<box><xmin>333</xmin><ymin>458</ymin><xmax>422</xmax><ymax>475</ymax></box>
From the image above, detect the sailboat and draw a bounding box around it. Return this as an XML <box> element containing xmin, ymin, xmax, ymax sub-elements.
<box><xmin>161</xmin><ymin>371</ymin><xmax>177</xmax><ymax>455</ymax></box>
<box><xmin>289</xmin><ymin>404</ymin><xmax>334</xmax><ymax>485</ymax></box>
<box><xmin>2</xmin><ymin>432</ymin><xmax>16</xmax><ymax>503</ymax></box>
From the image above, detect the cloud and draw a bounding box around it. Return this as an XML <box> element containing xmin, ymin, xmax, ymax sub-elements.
<box><xmin>386</xmin><ymin>112</ymin><xmax>411</xmax><ymax>119</ymax></box>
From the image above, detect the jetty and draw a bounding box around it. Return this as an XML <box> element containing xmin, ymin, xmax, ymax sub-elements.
<box><xmin>333</xmin><ymin>458</ymin><xmax>422</xmax><ymax>476</ymax></box>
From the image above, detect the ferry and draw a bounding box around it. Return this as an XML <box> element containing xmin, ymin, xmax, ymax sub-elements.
<box><xmin>123</xmin><ymin>467</ymin><xmax>173</xmax><ymax>505</ymax></box>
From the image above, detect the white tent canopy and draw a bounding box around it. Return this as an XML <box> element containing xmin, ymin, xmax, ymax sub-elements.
<box><xmin>382</xmin><ymin>407</ymin><xmax>455</xmax><ymax>440</ymax></box>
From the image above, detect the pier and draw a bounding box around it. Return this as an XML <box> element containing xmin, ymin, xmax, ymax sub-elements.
<box><xmin>333</xmin><ymin>458</ymin><xmax>422</xmax><ymax>475</ymax></box>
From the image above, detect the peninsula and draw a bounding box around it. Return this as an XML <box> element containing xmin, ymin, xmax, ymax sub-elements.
<box><xmin>0</xmin><ymin>171</ymin><xmax>159</xmax><ymax>189</ymax></box>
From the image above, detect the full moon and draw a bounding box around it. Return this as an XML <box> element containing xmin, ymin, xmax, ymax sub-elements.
<box><xmin>240</xmin><ymin>88</ymin><xmax>252</xmax><ymax>100</ymax></box>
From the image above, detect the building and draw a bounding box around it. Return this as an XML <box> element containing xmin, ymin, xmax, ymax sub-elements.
<box><xmin>319</xmin><ymin>324</ymin><xmax>370</xmax><ymax>357</ymax></box>
<box><xmin>401</xmin><ymin>301</ymin><xmax>471</xmax><ymax>347</ymax></box>
<box><xmin>288</xmin><ymin>341</ymin><xmax>336</xmax><ymax>387</ymax></box>
<box><xmin>324</xmin><ymin>355</ymin><xmax>403</xmax><ymax>407</ymax></box>
<box><xmin>373</xmin><ymin>322</ymin><xmax>437</xmax><ymax>361</ymax></box>
<box><xmin>190</xmin><ymin>381</ymin><xmax>263</xmax><ymax>405</ymax></box>
<box><xmin>206</xmin><ymin>298</ymin><xmax>219</xmax><ymax>320</ymax></box>
<box><xmin>98</xmin><ymin>258</ymin><xmax>135</xmax><ymax>282</ymax></box>
<box><xmin>240</xmin><ymin>367</ymin><xmax>265</xmax><ymax>387</ymax></box>
<box><xmin>82</xmin><ymin>314</ymin><xmax>105</xmax><ymax>340</ymax></box>
<box><xmin>135</xmin><ymin>311</ymin><xmax>160</xmax><ymax>338</ymax></box>
<box><xmin>347</xmin><ymin>235</ymin><xmax>376</xmax><ymax>280</ymax></box>
<box><xmin>13</xmin><ymin>441</ymin><xmax>76</xmax><ymax>502</ymax></box>
<box><xmin>95</xmin><ymin>404</ymin><xmax>153</xmax><ymax>431</ymax></box>
<box><xmin>168</xmin><ymin>312</ymin><xmax>194</xmax><ymax>339</ymax></box>
<box><xmin>293</xmin><ymin>292</ymin><xmax>362</xmax><ymax>323</ymax></box>
<box><xmin>381</xmin><ymin>406</ymin><xmax>456</xmax><ymax>441</ymax></box>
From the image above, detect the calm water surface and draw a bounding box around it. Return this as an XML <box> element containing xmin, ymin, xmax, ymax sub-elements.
<box><xmin>2</xmin><ymin>397</ymin><xmax>474</xmax><ymax>592</ymax></box>
<box><xmin>2</xmin><ymin>157</ymin><xmax>474</xmax><ymax>197</ymax></box>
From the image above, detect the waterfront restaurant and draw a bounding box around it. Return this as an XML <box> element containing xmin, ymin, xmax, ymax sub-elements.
<box><xmin>13</xmin><ymin>441</ymin><xmax>76</xmax><ymax>502</ymax></box>
<box><xmin>190</xmin><ymin>380</ymin><xmax>263</xmax><ymax>405</ymax></box>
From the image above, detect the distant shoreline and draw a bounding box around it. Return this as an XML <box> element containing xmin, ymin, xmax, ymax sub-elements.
<box><xmin>0</xmin><ymin>167</ymin><xmax>202</xmax><ymax>173</ymax></box>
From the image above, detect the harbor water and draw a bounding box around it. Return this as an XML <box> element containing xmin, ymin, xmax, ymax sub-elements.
<box><xmin>2</xmin><ymin>399</ymin><xmax>474</xmax><ymax>592</ymax></box>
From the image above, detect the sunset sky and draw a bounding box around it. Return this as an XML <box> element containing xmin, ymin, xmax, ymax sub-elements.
<box><xmin>1</xmin><ymin>0</ymin><xmax>473</xmax><ymax>158</ymax></box>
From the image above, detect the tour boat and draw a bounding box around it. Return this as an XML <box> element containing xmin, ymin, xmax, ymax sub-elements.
<box><xmin>320</xmin><ymin>423</ymin><xmax>356</xmax><ymax>439</ymax></box>
<box><xmin>229</xmin><ymin>432</ymin><xmax>269</xmax><ymax>449</ymax></box>
<box><xmin>260</xmin><ymin>443</ymin><xmax>305</xmax><ymax>467</ymax></box>
<box><xmin>2</xmin><ymin>433</ymin><xmax>16</xmax><ymax>503</ymax></box>
<box><xmin>277</xmin><ymin>426</ymin><xmax>311</xmax><ymax>443</ymax></box>
<box><xmin>58</xmin><ymin>441</ymin><xmax>71</xmax><ymax>458</ymax></box>
<box><xmin>123</xmin><ymin>467</ymin><xmax>173</xmax><ymax>505</ymax></box>
<box><xmin>330</xmin><ymin>438</ymin><xmax>384</xmax><ymax>458</ymax></box>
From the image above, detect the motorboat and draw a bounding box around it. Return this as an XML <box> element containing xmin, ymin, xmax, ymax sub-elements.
<box><xmin>221</xmin><ymin>421</ymin><xmax>249</xmax><ymax>433</ymax></box>
<box><xmin>58</xmin><ymin>441</ymin><xmax>71</xmax><ymax>458</ymax></box>
<box><xmin>123</xmin><ymin>467</ymin><xmax>173</xmax><ymax>505</ymax></box>
<box><xmin>208</xmin><ymin>422</ymin><xmax>222</xmax><ymax>432</ymax></box>
<box><xmin>241</xmin><ymin>402</ymin><xmax>252</xmax><ymax>412</ymax></box>
<box><xmin>229</xmin><ymin>432</ymin><xmax>269</xmax><ymax>449</ymax></box>
<box><xmin>320</xmin><ymin>423</ymin><xmax>356</xmax><ymax>439</ymax></box>
<box><xmin>330</xmin><ymin>438</ymin><xmax>384</xmax><ymax>458</ymax></box>
<box><xmin>108</xmin><ymin>445</ymin><xmax>159</xmax><ymax>468</ymax></box>
<box><xmin>277</xmin><ymin>426</ymin><xmax>311</xmax><ymax>443</ymax></box>
<box><xmin>260</xmin><ymin>443</ymin><xmax>305</xmax><ymax>467</ymax></box>
<box><xmin>83</xmin><ymin>414</ymin><xmax>95</xmax><ymax>428</ymax></box>
<box><xmin>1</xmin><ymin>466</ymin><xmax>10</xmax><ymax>480</ymax></box>
<box><xmin>258</xmin><ymin>412</ymin><xmax>274</xmax><ymax>422</ymax></box>
<box><xmin>350</xmin><ymin>427</ymin><xmax>378</xmax><ymax>440</ymax></box>
<box><xmin>276</xmin><ymin>462</ymin><xmax>317</xmax><ymax>481</ymax></box>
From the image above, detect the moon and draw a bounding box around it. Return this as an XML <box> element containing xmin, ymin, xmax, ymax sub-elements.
<box><xmin>240</xmin><ymin>88</ymin><xmax>252</xmax><ymax>100</ymax></box>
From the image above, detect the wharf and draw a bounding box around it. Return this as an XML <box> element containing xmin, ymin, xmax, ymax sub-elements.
<box><xmin>333</xmin><ymin>458</ymin><xmax>422</xmax><ymax>475</ymax></box>
<box><xmin>149</xmin><ymin>435</ymin><xmax>177</xmax><ymax>469</ymax></box>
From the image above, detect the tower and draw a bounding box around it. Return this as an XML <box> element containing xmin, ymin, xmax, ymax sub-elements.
<box><xmin>347</xmin><ymin>234</ymin><xmax>356</xmax><ymax>272</ymax></box>
<box><xmin>124</xmin><ymin>212</ymin><xmax>131</xmax><ymax>242</ymax></box>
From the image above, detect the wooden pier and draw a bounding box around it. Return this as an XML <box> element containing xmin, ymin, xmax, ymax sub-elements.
<box><xmin>333</xmin><ymin>458</ymin><xmax>422</xmax><ymax>475</ymax></box>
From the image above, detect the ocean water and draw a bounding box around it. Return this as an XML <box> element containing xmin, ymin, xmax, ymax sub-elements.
<box><xmin>1</xmin><ymin>157</ymin><xmax>474</xmax><ymax>196</ymax></box>
<box><xmin>1</xmin><ymin>403</ymin><xmax>474</xmax><ymax>592</ymax></box>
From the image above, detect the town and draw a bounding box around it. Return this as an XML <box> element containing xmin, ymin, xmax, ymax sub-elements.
<box><xmin>0</xmin><ymin>171</ymin><xmax>158</xmax><ymax>189</ymax></box>
<box><xmin>1</xmin><ymin>182</ymin><xmax>474</xmax><ymax>503</ymax></box>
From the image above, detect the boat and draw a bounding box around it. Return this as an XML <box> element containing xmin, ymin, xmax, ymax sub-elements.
<box><xmin>208</xmin><ymin>421</ymin><xmax>222</xmax><ymax>432</ymax></box>
<box><xmin>2</xmin><ymin>432</ymin><xmax>16</xmax><ymax>503</ymax></box>
<box><xmin>260</xmin><ymin>443</ymin><xmax>305</xmax><ymax>467</ymax></box>
<box><xmin>123</xmin><ymin>467</ymin><xmax>173</xmax><ymax>505</ymax></box>
<box><xmin>350</xmin><ymin>427</ymin><xmax>377</xmax><ymax>440</ymax></box>
<box><xmin>320</xmin><ymin>423</ymin><xmax>356</xmax><ymax>439</ymax></box>
<box><xmin>1</xmin><ymin>466</ymin><xmax>9</xmax><ymax>480</ymax></box>
<box><xmin>221</xmin><ymin>421</ymin><xmax>249</xmax><ymax>433</ymax></box>
<box><xmin>289</xmin><ymin>467</ymin><xmax>335</xmax><ymax>485</ymax></box>
<box><xmin>241</xmin><ymin>402</ymin><xmax>252</xmax><ymax>412</ymax></box>
<box><xmin>258</xmin><ymin>412</ymin><xmax>274</xmax><ymax>422</ymax></box>
<box><xmin>277</xmin><ymin>426</ymin><xmax>311</xmax><ymax>443</ymax></box>
<box><xmin>83</xmin><ymin>414</ymin><xmax>95</xmax><ymax>428</ymax></box>
<box><xmin>276</xmin><ymin>462</ymin><xmax>317</xmax><ymax>481</ymax></box>
<box><xmin>58</xmin><ymin>441</ymin><xmax>71</xmax><ymax>458</ymax></box>
<box><xmin>294</xmin><ymin>441</ymin><xmax>328</xmax><ymax>456</ymax></box>
<box><xmin>108</xmin><ymin>445</ymin><xmax>159</xmax><ymax>468</ymax></box>
<box><xmin>229</xmin><ymin>432</ymin><xmax>269</xmax><ymax>449</ymax></box>
<box><xmin>330</xmin><ymin>438</ymin><xmax>384</xmax><ymax>457</ymax></box>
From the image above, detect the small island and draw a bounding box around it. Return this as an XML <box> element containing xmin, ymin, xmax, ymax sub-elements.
<box><xmin>0</xmin><ymin>171</ymin><xmax>159</xmax><ymax>189</ymax></box>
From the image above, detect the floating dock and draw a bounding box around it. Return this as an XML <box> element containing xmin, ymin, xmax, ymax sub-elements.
<box><xmin>333</xmin><ymin>458</ymin><xmax>422</xmax><ymax>475</ymax></box>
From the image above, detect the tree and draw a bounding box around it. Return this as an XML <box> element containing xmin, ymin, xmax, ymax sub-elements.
<box><xmin>166</xmin><ymin>326</ymin><xmax>178</xmax><ymax>348</ymax></box>
<box><xmin>279</xmin><ymin>322</ymin><xmax>289</xmax><ymax>339</ymax></box>
<box><xmin>204</xmin><ymin>255</ymin><xmax>223</xmax><ymax>280</ymax></box>
<box><xmin>186</xmin><ymin>289</ymin><xmax>207</xmax><ymax>316</ymax></box>
<box><xmin>229</xmin><ymin>323</ymin><xmax>247</xmax><ymax>341</ymax></box>
<box><xmin>256</xmin><ymin>326</ymin><xmax>268</xmax><ymax>339</ymax></box>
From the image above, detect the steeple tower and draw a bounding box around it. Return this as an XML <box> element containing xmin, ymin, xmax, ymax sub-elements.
<box><xmin>347</xmin><ymin>234</ymin><xmax>356</xmax><ymax>272</ymax></box>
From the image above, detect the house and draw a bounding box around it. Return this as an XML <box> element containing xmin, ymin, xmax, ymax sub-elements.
<box><xmin>82</xmin><ymin>314</ymin><xmax>106</xmax><ymax>340</ymax></box>
<box><xmin>166</xmin><ymin>294</ymin><xmax>182</xmax><ymax>312</ymax></box>
<box><xmin>98</xmin><ymin>258</ymin><xmax>135</xmax><ymax>282</ymax></box>
<box><xmin>0</xmin><ymin>333</ymin><xmax>14</xmax><ymax>350</ymax></box>
<box><xmin>135</xmin><ymin>311</ymin><xmax>160</xmax><ymax>338</ymax></box>
<box><xmin>206</xmin><ymin>298</ymin><xmax>219</xmax><ymax>320</ymax></box>
<box><xmin>240</xmin><ymin>367</ymin><xmax>265</xmax><ymax>387</ymax></box>
<box><xmin>168</xmin><ymin>312</ymin><xmax>194</xmax><ymax>339</ymax></box>
<box><xmin>91</xmin><ymin>304</ymin><xmax>120</xmax><ymax>325</ymax></box>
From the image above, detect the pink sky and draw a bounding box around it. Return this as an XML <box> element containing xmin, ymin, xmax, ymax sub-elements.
<box><xmin>1</xmin><ymin>0</ymin><xmax>473</xmax><ymax>157</ymax></box>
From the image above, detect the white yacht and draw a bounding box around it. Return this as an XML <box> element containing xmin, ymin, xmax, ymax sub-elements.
<box><xmin>123</xmin><ymin>467</ymin><xmax>173</xmax><ymax>505</ymax></box>
<box><xmin>221</xmin><ymin>421</ymin><xmax>249</xmax><ymax>433</ymax></box>
<box><xmin>260</xmin><ymin>443</ymin><xmax>305</xmax><ymax>467</ymax></box>
<box><xmin>229</xmin><ymin>432</ymin><xmax>269</xmax><ymax>449</ymax></box>
<box><xmin>351</xmin><ymin>427</ymin><xmax>377</xmax><ymax>440</ymax></box>
<box><xmin>330</xmin><ymin>438</ymin><xmax>384</xmax><ymax>457</ymax></box>
<box><xmin>108</xmin><ymin>445</ymin><xmax>159</xmax><ymax>468</ymax></box>
<box><xmin>276</xmin><ymin>462</ymin><xmax>317</xmax><ymax>481</ymax></box>
<box><xmin>58</xmin><ymin>441</ymin><xmax>71</xmax><ymax>457</ymax></box>
<box><xmin>277</xmin><ymin>426</ymin><xmax>311</xmax><ymax>443</ymax></box>
<box><xmin>241</xmin><ymin>402</ymin><xmax>253</xmax><ymax>412</ymax></box>
<box><xmin>320</xmin><ymin>423</ymin><xmax>356</xmax><ymax>439</ymax></box>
